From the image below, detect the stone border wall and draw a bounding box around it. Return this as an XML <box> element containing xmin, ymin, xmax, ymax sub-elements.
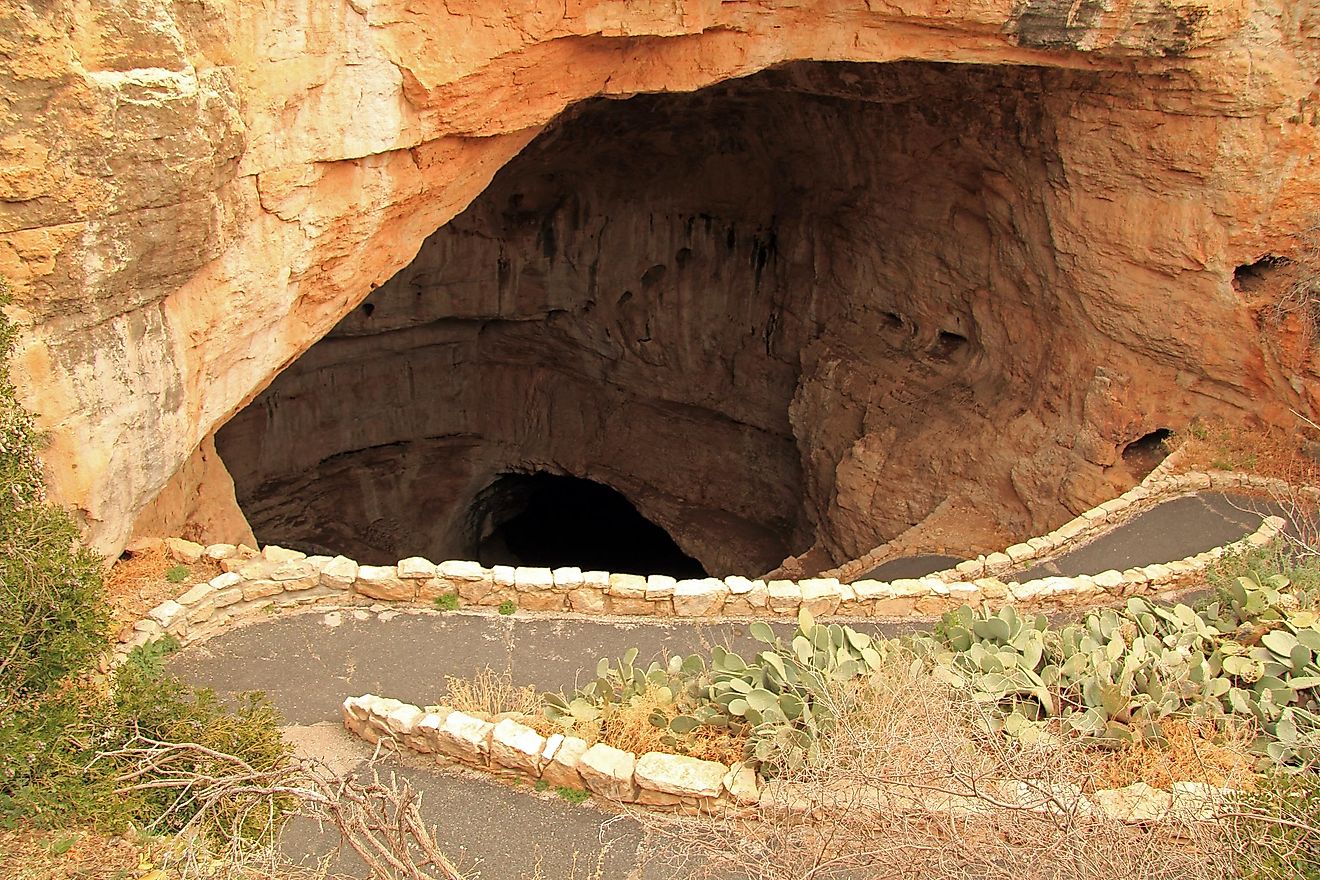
<box><xmin>113</xmin><ymin>500</ymin><xmax>1285</xmax><ymax>667</ymax></box>
<box><xmin>106</xmin><ymin>468</ymin><xmax>1293</xmax><ymax>824</ymax></box>
<box><xmin>337</xmin><ymin>694</ymin><xmax>1233</xmax><ymax>825</ymax></box>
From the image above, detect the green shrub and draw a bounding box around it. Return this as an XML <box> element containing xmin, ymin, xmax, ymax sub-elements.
<box><xmin>433</xmin><ymin>591</ymin><xmax>459</xmax><ymax>611</ymax></box>
<box><xmin>1232</xmin><ymin>765</ymin><xmax>1320</xmax><ymax>879</ymax></box>
<box><xmin>498</xmin><ymin>599</ymin><xmax>516</xmax><ymax>615</ymax></box>
<box><xmin>0</xmin><ymin>684</ymin><xmax>117</xmax><ymax>829</ymax></box>
<box><xmin>104</xmin><ymin>640</ymin><xmax>292</xmax><ymax>840</ymax></box>
<box><xmin>1210</xmin><ymin>546</ymin><xmax>1320</xmax><ymax>600</ymax></box>
<box><xmin>555</xmin><ymin>786</ymin><xmax>590</xmax><ymax>804</ymax></box>
<box><xmin>165</xmin><ymin>564</ymin><xmax>190</xmax><ymax>584</ymax></box>
<box><xmin>0</xmin><ymin>284</ymin><xmax>289</xmax><ymax>842</ymax></box>
<box><xmin>0</xmin><ymin>287</ymin><xmax>109</xmax><ymax>708</ymax></box>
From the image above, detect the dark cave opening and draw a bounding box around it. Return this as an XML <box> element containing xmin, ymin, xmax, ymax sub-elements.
<box><xmin>1232</xmin><ymin>255</ymin><xmax>1289</xmax><ymax>293</ymax></box>
<box><xmin>1121</xmin><ymin>428</ymin><xmax>1174</xmax><ymax>477</ymax></box>
<box><xmin>471</xmin><ymin>473</ymin><xmax>708</xmax><ymax>578</ymax></box>
<box><xmin>214</xmin><ymin>59</ymin><xmax>1208</xmax><ymax>574</ymax></box>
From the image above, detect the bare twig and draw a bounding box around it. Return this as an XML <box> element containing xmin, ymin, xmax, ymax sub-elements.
<box><xmin>99</xmin><ymin>737</ymin><xmax>466</xmax><ymax>880</ymax></box>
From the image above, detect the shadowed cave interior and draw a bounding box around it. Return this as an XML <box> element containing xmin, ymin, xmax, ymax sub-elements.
<box><xmin>215</xmin><ymin>59</ymin><xmax>1207</xmax><ymax>575</ymax></box>
<box><xmin>472</xmin><ymin>473</ymin><xmax>707</xmax><ymax>577</ymax></box>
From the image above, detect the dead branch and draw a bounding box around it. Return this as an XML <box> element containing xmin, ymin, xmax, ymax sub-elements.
<box><xmin>99</xmin><ymin>736</ymin><xmax>466</xmax><ymax>880</ymax></box>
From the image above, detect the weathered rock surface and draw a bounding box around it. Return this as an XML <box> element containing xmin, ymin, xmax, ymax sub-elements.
<box><xmin>2</xmin><ymin>1</ymin><xmax>1318</xmax><ymax>565</ymax></box>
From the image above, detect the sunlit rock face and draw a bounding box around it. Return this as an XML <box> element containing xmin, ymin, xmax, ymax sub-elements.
<box><xmin>219</xmin><ymin>58</ymin><xmax>1317</xmax><ymax>574</ymax></box>
<box><xmin>4</xmin><ymin>2</ymin><xmax>1318</xmax><ymax>561</ymax></box>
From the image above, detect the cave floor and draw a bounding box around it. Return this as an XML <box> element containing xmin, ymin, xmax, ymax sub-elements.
<box><xmin>168</xmin><ymin>490</ymin><xmax>1295</xmax><ymax>879</ymax></box>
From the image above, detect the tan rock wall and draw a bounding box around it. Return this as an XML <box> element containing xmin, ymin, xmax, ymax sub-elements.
<box><xmin>1</xmin><ymin>0</ymin><xmax>1317</xmax><ymax>558</ymax></box>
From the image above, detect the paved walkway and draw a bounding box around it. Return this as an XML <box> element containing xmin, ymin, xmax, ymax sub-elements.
<box><xmin>173</xmin><ymin>613</ymin><xmax>911</xmax><ymax>879</ymax></box>
<box><xmin>861</xmin><ymin>491</ymin><xmax>1289</xmax><ymax>583</ymax></box>
<box><xmin>1011</xmin><ymin>491</ymin><xmax>1287</xmax><ymax>581</ymax></box>
<box><xmin>169</xmin><ymin>489</ymin><xmax>1295</xmax><ymax>879</ymax></box>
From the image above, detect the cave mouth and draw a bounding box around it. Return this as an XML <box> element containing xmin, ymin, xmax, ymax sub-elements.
<box><xmin>472</xmin><ymin>473</ymin><xmax>707</xmax><ymax>578</ymax></box>
<box><xmin>1121</xmin><ymin>428</ymin><xmax>1174</xmax><ymax>478</ymax></box>
<box><xmin>216</xmin><ymin>58</ymin><xmax>1192</xmax><ymax>577</ymax></box>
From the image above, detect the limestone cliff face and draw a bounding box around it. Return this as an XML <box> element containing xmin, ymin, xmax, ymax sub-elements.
<box><xmin>2</xmin><ymin>1</ymin><xmax>1319</xmax><ymax>563</ymax></box>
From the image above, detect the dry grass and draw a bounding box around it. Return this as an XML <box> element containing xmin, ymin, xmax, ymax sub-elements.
<box><xmin>594</xmin><ymin>691</ymin><xmax>746</xmax><ymax>766</ymax></box>
<box><xmin>103</xmin><ymin>545</ymin><xmax>218</xmax><ymax>630</ymax></box>
<box><xmin>1169</xmin><ymin>416</ymin><xmax>1320</xmax><ymax>487</ymax></box>
<box><xmin>635</xmin><ymin>652</ymin><xmax>1242</xmax><ymax>880</ymax></box>
<box><xmin>518</xmin><ymin>848</ymin><xmax>610</xmax><ymax>880</ymax></box>
<box><xmin>0</xmin><ymin>825</ymin><xmax>151</xmax><ymax>880</ymax></box>
<box><xmin>1078</xmin><ymin>716</ymin><xmax>1258</xmax><ymax>791</ymax></box>
<box><xmin>442</xmin><ymin>666</ymin><xmax>542</xmax><ymax>720</ymax></box>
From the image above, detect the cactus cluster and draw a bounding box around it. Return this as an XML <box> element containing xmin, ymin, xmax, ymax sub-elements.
<box><xmin>542</xmin><ymin>608</ymin><xmax>889</xmax><ymax>771</ymax></box>
<box><xmin>698</xmin><ymin>609</ymin><xmax>889</xmax><ymax>769</ymax></box>
<box><xmin>542</xmin><ymin>646</ymin><xmax>704</xmax><ymax>728</ymax></box>
<box><xmin>544</xmin><ymin>564</ymin><xmax>1320</xmax><ymax>777</ymax></box>
<box><xmin>920</xmin><ymin>570</ymin><xmax>1320</xmax><ymax>763</ymax></box>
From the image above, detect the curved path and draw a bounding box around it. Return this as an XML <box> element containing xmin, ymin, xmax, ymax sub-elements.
<box><xmin>170</xmin><ymin>489</ymin><xmax>1299</xmax><ymax>879</ymax></box>
<box><xmin>860</xmin><ymin>491</ymin><xmax>1292</xmax><ymax>582</ymax></box>
<box><xmin>173</xmin><ymin>613</ymin><xmax>867</xmax><ymax>880</ymax></box>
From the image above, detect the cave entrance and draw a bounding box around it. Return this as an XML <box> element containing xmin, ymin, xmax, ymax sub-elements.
<box><xmin>1121</xmin><ymin>428</ymin><xmax>1174</xmax><ymax>479</ymax></box>
<box><xmin>216</xmin><ymin>58</ymin><xmax>1190</xmax><ymax>577</ymax></box>
<box><xmin>472</xmin><ymin>473</ymin><xmax>707</xmax><ymax>578</ymax></box>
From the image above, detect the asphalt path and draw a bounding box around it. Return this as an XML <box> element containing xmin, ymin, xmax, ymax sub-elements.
<box><xmin>169</xmin><ymin>489</ymin><xmax>1299</xmax><ymax>879</ymax></box>
<box><xmin>171</xmin><ymin>612</ymin><xmax>918</xmax><ymax>879</ymax></box>
<box><xmin>1011</xmin><ymin>492</ymin><xmax>1286</xmax><ymax>581</ymax></box>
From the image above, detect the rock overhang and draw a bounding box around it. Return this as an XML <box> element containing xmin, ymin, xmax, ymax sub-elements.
<box><xmin>0</xmin><ymin>1</ymin><xmax>1315</xmax><ymax>562</ymax></box>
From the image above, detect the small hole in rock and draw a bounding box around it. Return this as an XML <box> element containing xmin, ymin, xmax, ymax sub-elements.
<box><xmin>1232</xmin><ymin>255</ymin><xmax>1289</xmax><ymax>293</ymax></box>
<box><xmin>360</xmin><ymin>303</ymin><xmax>375</xmax><ymax>317</ymax></box>
<box><xmin>641</xmin><ymin>264</ymin><xmax>667</xmax><ymax>287</ymax></box>
<box><xmin>1121</xmin><ymin>428</ymin><xmax>1173</xmax><ymax>477</ymax></box>
<box><xmin>931</xmin><ymin>330</ymin><xmax>967</xmax><ymax>359</ymax></box>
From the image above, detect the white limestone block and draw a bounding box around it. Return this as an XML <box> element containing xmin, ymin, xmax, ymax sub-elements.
<box><xmin>176</xmin><ymin>583</ymin><xmax>212</xmax><ymax>606</ymax></box>
<box><xmin>515</xmin><ymin>567</ymin><xmax>555</xmax><ymax>592</ymax></box>
<box><xmin>354</xmin><ymin>565</ymin><xmax>413</xmax><ymax>601</ymax></box>
<box><xmin>166</xmin><ymin>537</ymin><xmax>204</xmax><ymax>564</ymax></box>
<box><xmin>203</xmin><ymin>543</ymin><xmax>237</xmax><ymax>562</ymax></box>
<box><xmin>645</xmin><ymin>574</ymin><xmax>677</xmax><ymax>599</ymax></box>
<box><xmin>607</xmin><ymin>573</ymin><xmax>647</xmax><ymax>598</ymax></box>
<box><xmin>552</xmin><ymin>567</ymin><xmax>584</xmax><ymax>591</ymax></box>
<box><xmin>490</xmin><ymin>718</ymin><xmax>547</xmax><ymax>775</ymax></box>
<box><xmin>397</xmin><ymin>557</ymin><xmax>437</xmax><ymax>579</ymax></box>
<box><xmin>634</xmin><ymin>752</ymin><xmax>726</xmax><ymax>799</ymax></box>
<box><xmin>766</xmin><ymin>580</ymin><xmax>801</xmax><ymax>613</ymax></box>
<box><xmin>262</xmin><ymin>544</ymin><xmax>306</xmax><ymax>563</ymax></box>
<box><xmin>541</xmin><ymin>735</ymin><xmax>590</xmax><ymax>789</ymax></box>
<box><xmin>148</xmin><ymin>600</ymin><xmax>184</xmax><ymax>628</ymax></box>
<box><xmin>579</xmin><ymin>743</ymin><xmax>638</xmax><ymax>802</ymax></box>
<box><xmin>320</xmin><ymin>555</ymin><xmax>359</xmax><ymax>590</ymax></box>
<box><xmin>433</xmin><ymin>711</ymin><xmax>494</xmax><ymax>764</ymax></box>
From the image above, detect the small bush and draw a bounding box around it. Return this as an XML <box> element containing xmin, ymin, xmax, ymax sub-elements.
<box><xmin>1232</xmin><ymin>765</ymin><xmax>1320</xmax><ymax>879</ymax></box>
<box><xmin>165</xmin><ymin>564</ymin><xmax>190</xmax><ymax>584</ymax></box>
<box><xmin>0</xmin><ymin>287</ymin><xmax>109</xmax><ymax>707</ymax></box>
<box><xmin>555</xmin><ymin>786</ymin><xmax>590</xmax><ymax>804</ymax></box>
<box><xmin>498</xmin><ymin>600</ymin><xmax>516</xmax><ymax>615</ymax></box>
<box><xmin>433</xmin><ymin>591</ymin><xmax>459</xmax><ymax>611</ymax></box>
<box><xmin>105</xmin><ymin>643</ymin><xmax>292</xmax><ymax>841</ymax></box>
<box><xmin>1209</xmin><ymin>547</ymin><xmax>1320</xmax><ymax>603</ymax></box>
<box><xmin>0</xmin><ymin>284</ymin><xmax>290</xmax><ymax>844</ymax></box>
